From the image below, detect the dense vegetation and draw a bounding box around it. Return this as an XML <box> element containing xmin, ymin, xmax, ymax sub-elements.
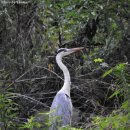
<box><xmin>0</xmin><ymin>0</ymin><xmax>130</xmax><ymax>129</ymax></box>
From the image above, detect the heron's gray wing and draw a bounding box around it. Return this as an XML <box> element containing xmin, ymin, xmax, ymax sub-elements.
<box><xmin>50</xmin><ymin>92</ymin><xmax>72</xmax><ymax>129</ymax></box>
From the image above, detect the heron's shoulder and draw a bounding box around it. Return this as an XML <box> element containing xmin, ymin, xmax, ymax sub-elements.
<box><xmin>51</xmin><ymin>91</ymin><xmax>73</xmax><ymax>112</ymax></box>
<box><xmin>57</xmin><ymin>91</ymin><xmax>70</xmax><ymax>98</ymax></box>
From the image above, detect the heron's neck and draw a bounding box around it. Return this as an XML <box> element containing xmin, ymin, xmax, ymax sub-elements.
<box><xmin>56</xmin><ymin>55</ymin><xmax>71</xmax><ymax>96</ymax></box>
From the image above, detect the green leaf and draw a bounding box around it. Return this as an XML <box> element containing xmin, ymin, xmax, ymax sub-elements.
<box><xmin>121</xmin><ymin>100</ymin><xmax>129</xmax><ymax>109</ymax></box>
<box><xmin>102</xmin><ymin>68</ymin><xmax>113</xmax><ymax>78</ymax></box>
<box><xmin>94</xmin><ymin>58</ymin><xmax>104</xmax><ymax>63</ymax></box>
<box><xmin>111</xmin><ymin>22</ymin><xmax>118</xmax><ymax>30</ymax></box>
<box><xmin>115</xmin><ymin>63</ymin><xmax>126</xmax><ymax>71</ymax></box>
<box><xmin>109</xmin><ymin>90</ymin><xmax>120</xmax><ymax>99</ymax></box>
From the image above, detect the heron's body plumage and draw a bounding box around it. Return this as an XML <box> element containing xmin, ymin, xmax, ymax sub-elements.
<box><xmin>49</xmin><ymin>92</ymin><xmax>72</xmax><ymax>130</ymax></box>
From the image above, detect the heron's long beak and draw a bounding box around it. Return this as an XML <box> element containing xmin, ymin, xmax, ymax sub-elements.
<box><xmin>69</xmin><ymin>47</ymin><xmax>84</xmax><ymax>53</ymax></box>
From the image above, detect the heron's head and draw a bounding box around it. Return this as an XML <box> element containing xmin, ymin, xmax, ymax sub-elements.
<box><xmin>57</xmin><ymin>47</ymin><xmax>84</xmax><ymax>57</ymax></box>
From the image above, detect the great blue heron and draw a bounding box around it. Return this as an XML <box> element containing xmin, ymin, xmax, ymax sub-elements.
<box><xmin>49</xmin><ymin>47</ymin><xmax>83</xmax><ymax>130</ymax></box>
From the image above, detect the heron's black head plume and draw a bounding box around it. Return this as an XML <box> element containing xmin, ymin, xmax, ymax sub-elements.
<box><xmin>57</xmin><ymin>48</ymin><xmax>67</xmax><ymax>54</ymax></box>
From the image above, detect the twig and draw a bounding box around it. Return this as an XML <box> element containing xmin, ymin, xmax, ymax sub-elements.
<box><xmin>35</xmin><ymin>65</ymin><xmax>63</xmax><ymax>81</ymax></box>
<box><xmin>15</xmin><ymin>76</ymin><xmax>50</xmax><ymax>83</ymax></box>
<box><xmin>15</xmin><ymin>65</ymin><xmax>35</xmax><ymax>82</ymax></box>
<box><xmin>6</xmin><ymin>92</ymin><xmax>50</xmax><ymax>108</ymax></box>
